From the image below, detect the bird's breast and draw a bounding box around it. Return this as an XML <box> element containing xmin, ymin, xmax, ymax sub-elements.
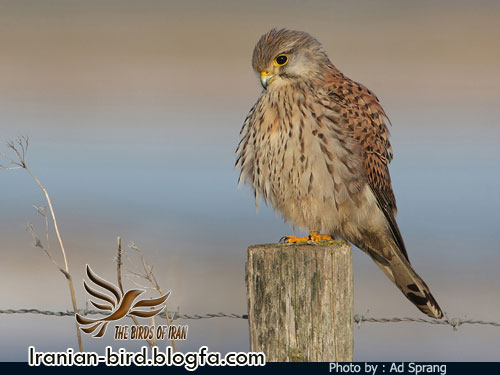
<box><xmin>240</xmin><ymin>88</ymin><xmax>365</xmax><ymax>233</ymax></box>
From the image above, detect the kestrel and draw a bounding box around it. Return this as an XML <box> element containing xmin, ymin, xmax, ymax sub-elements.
<box><xmin>235</xmin><ymin>29</ymin><xmax>443</xmax><ymax>319</ymax></box>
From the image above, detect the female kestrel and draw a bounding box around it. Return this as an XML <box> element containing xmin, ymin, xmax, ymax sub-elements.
<box><xmin>235</xmin><ymin>28</ymin><xmax>443</xmax><ymax>319</ymax></box>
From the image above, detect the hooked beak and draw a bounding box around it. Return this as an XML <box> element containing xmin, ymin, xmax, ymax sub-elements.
<box><xmin>260</xmin><ymin>71</ymin><xmax>274</xmax><ymax>89</ymax></box>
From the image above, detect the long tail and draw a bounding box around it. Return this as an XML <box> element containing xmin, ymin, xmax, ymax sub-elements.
<box><xmin>364</xmin><ymin>243</ymin><xmax>444</xmax><ymax>319</ymax></box>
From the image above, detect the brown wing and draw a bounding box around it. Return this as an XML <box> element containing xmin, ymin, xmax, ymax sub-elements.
<box><xmin>325</xmin><ymin>74</ymin><xmax>409</xmax><ymax>261</ymax></box>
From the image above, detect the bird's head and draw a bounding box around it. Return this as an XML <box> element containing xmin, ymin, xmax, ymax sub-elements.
<box><xmin>252</xmin><ymin>28</ymin><xmax>331</xmax><ymax>90</ymax></box>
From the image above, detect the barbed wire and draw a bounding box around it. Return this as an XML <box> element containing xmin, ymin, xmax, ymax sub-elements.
<box><xmin>352</xmin><ymin>314</ymin><xmax>500</xmax><ymax>331</ymax></box>
<box><xmin>0</xmin><ymin>308</ymin><xmax>247</xmax><ymax>321</ymax></box>
<box><xmin>1</xmin><ymin>308</ymin><xmax>500</xmax><ymax>331</ymax></box>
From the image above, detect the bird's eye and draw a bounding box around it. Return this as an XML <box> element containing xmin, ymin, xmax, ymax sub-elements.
<box><xmin>274</xmin><ymin>54</ymin><xmax>289</xmax><ymax>67</ymax></box>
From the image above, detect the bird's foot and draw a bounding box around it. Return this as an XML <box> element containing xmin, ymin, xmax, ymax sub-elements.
<box><xmin>309</xmin><ymin>231</ymin><xmax>333</xmax><ymax>242</ymax></box>
<box><xmin>280</xmin><ymin>231</ymin><xmax>333</xmax><ymax>244</ymax></box>
<box><xmin>280</xmin><ymin>235</ymin><xmax>309</xmax><ymax>244</ymax></box>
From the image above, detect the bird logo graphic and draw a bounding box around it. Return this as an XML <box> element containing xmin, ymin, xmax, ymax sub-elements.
<box><xmin>75</xmin><ymin>265</ymin><xmax>171</xmax><ymax>338</ymax></box>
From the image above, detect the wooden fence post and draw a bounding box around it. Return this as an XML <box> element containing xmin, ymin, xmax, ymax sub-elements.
<box><xmin>246</xmin><ymin>242</ymin><xmax>353</xmax><ymax>362</ymax></box>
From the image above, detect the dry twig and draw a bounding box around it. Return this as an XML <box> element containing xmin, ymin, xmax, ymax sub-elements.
<box><xmin>126</xmin><ymin>242</ymin><xmax>177</xmax><ymax>351</ymax></box>
<box><xmin>1</xmin><ymin>137</ymin><xmax>83</xmax><ymax>351</ymax></box>
<box><xmin>115</xmin><ymin>236</ymin><xmax>155</xmax><ymax>348</ymax></box>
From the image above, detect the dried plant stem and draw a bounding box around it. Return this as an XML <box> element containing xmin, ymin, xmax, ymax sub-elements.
<box><xmin>2</xmin><ymin>138</ymin><xmax>82</xmax><ymax>350</ymax></box>
<box><xmin>116</xmin><ymin>237</ymin><xmax>154</xmax><ymax>348</ymax></box>
<box><xmin>25</xmin><ymin>167</ymin><xmax>69</xmax><ymax>272</ymax></box>
<box><xmin>151</xmin><ymin>315</ymin><xmax>157</xmax><ymax>347</ymax></box>
<box><xmin>116</xmin><ymin>237</ymin><xmax>124</xmax><ymax>293</ymax></box>
<box><xmin>151</xmin><ymin>283</ymin><xmax>176</xmax><ymax>351</ymax></box>
<box><xmin>127</xmin><ymin>243</ymin><xmax>177</xmax><ymax>352</ymax></box>
<box><xmin>24</xmin><ymin>166</ymin><xmax>83</xmax><ymax>352</ymax></box>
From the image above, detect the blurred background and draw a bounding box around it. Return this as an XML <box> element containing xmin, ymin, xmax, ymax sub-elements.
<box><xmin>0</xmin><ymin>0</ymin><xmax>499</xmax><ymax>361</ymax></box>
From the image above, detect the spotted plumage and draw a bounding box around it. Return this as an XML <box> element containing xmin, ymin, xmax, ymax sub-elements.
<box><xmin>236</xmin><ymin>28</ymin><xmax>443</xmax><ymax>319</ymax></box>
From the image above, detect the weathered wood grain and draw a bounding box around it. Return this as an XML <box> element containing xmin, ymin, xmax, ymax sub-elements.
<box><xmin>246</xmin><ymin>242</ymin><xmax>353</xmax><ymax>362</ymax></box>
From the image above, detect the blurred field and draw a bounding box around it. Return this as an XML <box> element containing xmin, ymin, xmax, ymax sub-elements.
<box><xmin>0</xmin><ymin>0</ymin><xmax>499</xmax><ymax>361</ymax></box>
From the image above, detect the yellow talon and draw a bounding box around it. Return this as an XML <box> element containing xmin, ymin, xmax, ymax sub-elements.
<box><xmin>280</xmin><ymin>235</ymin><xmax>310</xmax><ymax>243</ymax></box>
<box><xmin>280</xmin><ymin>231</ymin><xmax>333</xmax><ymax>244</ymax></box>
<box><xmin>309</xmin><ymin>231</ymin><xmax>333</xmax><ymax>242</ymax></box>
